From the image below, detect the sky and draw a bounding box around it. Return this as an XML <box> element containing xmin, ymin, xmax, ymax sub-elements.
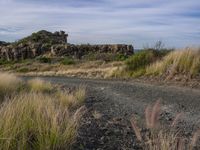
<box><xmin>0</xmin><ymin>0</ymin><xmax>199</xmax><ymax>48</ymax></box>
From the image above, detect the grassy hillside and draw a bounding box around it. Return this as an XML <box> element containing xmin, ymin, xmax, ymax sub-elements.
<box><xmin>112</xmin><ymin>48</ymin><xmax>200</xmax><ymax>80</ymax></box>
<box><xmin>146</xmin><ymin>48</ymin><xmax>200</xmax><ymax>78</ymax></box>
<box><xmin>0</xmin><ymin>72</ymin><xmax>85</xmax><ymax>149</ymax></box>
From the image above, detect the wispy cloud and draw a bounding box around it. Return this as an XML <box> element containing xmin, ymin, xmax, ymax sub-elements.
<box><xmin>0</xmin><ymin>0</ymin><xmax>199</xmax><ymax>48</ymax></box>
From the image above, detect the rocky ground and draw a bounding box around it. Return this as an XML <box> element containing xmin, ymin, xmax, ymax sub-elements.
<box><xmin>23</xmin><ymin>76</ymin><xmax>200</xmax><ymax>149</ymax></box>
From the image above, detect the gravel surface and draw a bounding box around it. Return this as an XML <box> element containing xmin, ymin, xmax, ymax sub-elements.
<box><xmin>23</xmin><ymin>76</ymin><xmax>200</xmax><ymax>150</ymax></box>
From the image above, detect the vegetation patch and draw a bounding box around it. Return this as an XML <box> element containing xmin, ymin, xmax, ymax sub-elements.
<box><xmin>125</xmin><ymin>49</ymin><xmax>170</xmax><ymax>71</ymax></box>
<box><xmin>60</xmin><ymin>57</ymin><xmax>75</xmax><ymax>65</ymax></box>
<box><xmin>27</xmin><ymin>78</ymin><xmax>53</xmax><ymax>92</ymax></box>
<box><xmin>146</xmin><ymin>48</ymin><xmax>200</xmax><ymax>78</ymax></box>
<box><xmin>37</xmin><ymin>56</ymin><xmax>52</xmax><ymax>63</ymax></box>
<box><xmin>84</xmin><ymin>52</ymin><xmax>128</xmax><ymax>62</ymax></box>
<box><xmin>131</xmin><ymin>100</ymin><xmax>200</xmax><ymax>150</ymax></box>
<box><xmin>111</xmin><ymin>49</ymin><xmax>170</xmax><ymax>78</ymax></box>
<box><xmin>0</xmin><ymin>72</ymin><xmax>86</xmax><ymax>149</ymax></box>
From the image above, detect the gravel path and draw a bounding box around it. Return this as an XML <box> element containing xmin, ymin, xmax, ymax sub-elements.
<box><xmin>23</xmin><ymin>76</ymin><xmax>200</xmax><ymax>150</ymax></box>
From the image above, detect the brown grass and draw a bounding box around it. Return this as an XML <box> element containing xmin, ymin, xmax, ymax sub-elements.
<box><xmin>1</xmin><ymin>60</ymin><xmax>122</xmax><ymax>79</ymax></box>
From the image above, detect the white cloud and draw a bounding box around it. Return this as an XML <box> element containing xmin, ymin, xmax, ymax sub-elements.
<box><xmin>0</xmin><ymin>0</ymin><xmax>199</xmax><ymax>48</ymax></box>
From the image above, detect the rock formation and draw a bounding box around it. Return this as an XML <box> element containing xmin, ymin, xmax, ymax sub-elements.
<box><xmin>0</xmin><ymin>41</ymin><xmax>9</xmax><ymax>46</ymax></box>
<box><xmin>0</xmin><ymin>30</ymin><xmax>134</xmax><ymax>61</ymax></box>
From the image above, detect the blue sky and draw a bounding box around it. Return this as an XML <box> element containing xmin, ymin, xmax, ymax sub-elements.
<box><xmin>0</xmin><ymin>0</ymin><xmax>199</xmax><ymax>48</ymax></box>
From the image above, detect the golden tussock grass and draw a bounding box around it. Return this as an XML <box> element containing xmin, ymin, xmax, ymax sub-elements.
<box><xmin>0</xmin><ymin>72</ymin><xmax>86</xmax><ymax>149</ymax></box>
<box><xmin>28</xmin><ymin>78</ymin><xmax>53</xmax><ymax>92</ymax></box>
<box><xmin>0</xmin><ymin>72</ymin><xmax>22</xmax><ymax>97</ymax></box>
<box><xmin>131</xmin><ymin>100</ymin><xmax>200</xmax><ymax>150</ymax></box>
<box><xmin>146</xmin><ymin>48</ymin><xmax>200</xmax><ymax>78</ymax></box>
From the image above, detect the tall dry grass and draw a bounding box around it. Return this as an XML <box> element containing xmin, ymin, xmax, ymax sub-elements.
<box><xmin>146</xmin><ymin>48</ymin><xmax>200</xmax><ymax>78</ymax></box>
<box><xmin>0</xmin><ymin>72</ymin><xmax>86</xmax><ymax>149</ymax></box>
<box><xmin>131</xmin><ymin>100</ymin><xmax>200</xmax><ymax>150</ymax></box>
<box><xmin>0</xmin><ymin>72</ymin><xmax>22</xmax><ymax>98</ymax></box>
<box><xmin>0</xmin><ymin>92</ymin><xmax>85</xmax><ymax>149</ymax></box>
<box><xmin>28</xmin><ymin>78</ymin><xmax>53</xmax><ymax>92</ymax></box>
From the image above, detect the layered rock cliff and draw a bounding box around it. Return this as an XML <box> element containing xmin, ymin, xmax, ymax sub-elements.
<box><xmin>0</xmin><ymin>30</ymin><xmax>134</xmax><ymax>61</ymax></box>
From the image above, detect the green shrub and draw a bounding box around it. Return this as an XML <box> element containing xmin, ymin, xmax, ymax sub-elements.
<box><xmin>60</xmin><ymin>57</ymin><xmax>75</xmax><ymax>65</ymax></box>
<box><xmin>17</xmin><ymin>67</ymin><xmax>29</xmax><ymax>73</ymax></box>
<box><xmin>0</xmin><ymin>59</ymin><xmax>8</xmax><ymax>65</ymax></box>
<box><xmin>125</xmin><ymin>49</ymin><xmax>170</xmax><ymax>71</ymax></box>
<box><xmin>114</xmin><ymin>54</ymin><xmax>128</xmax><ymax>61</ymax></box>
<box><xmin>37</xmin><ymin>56</ymin><xmax>52</xmax><ymax>63</ymax></box>
<box><xmin>84</xmin><ymin>53</ymin><xmax>128</xmax><ymax>62</ymax></box>
<box><xmin>125</xmin><ymin>50</ymin><xmax>155</xmax><ymax>71</ymax></box>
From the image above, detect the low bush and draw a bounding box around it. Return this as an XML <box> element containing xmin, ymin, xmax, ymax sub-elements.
<box><xmin>125</xmin><ymin>49</ymin><xmax>169</xmax><ymax>71</ymax></box>
<box><xmin>60</xmin><ymin>57</ymin><xmax>75</xmax><ymax>65</ymax></box>
<box><xmin>84</xmin><ymin>53</ymin><xmax>128</xmax><ymax>62</ymax></box>
<box><xmin>37</xmin><ymin>56</ymin><xmax>52</xmax><ymax>63</ymax></box>
<box><xmin>16</xmin><ymin>67</ymin><xmax>30</xmax><ymax>73</ymax></box>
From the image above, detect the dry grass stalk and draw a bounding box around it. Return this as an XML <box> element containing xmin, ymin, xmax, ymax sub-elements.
<box><xmin>145</xmin><ymin>105</ymin><xmax>152</xmax><ymax>128</ymax></box>
<box><xmin>131</xmin><ymin>100</ymin><xmax>199</xmax><ymax>150</ymax></box>
<box><xmin>150</xmin><ymin>100</ymin><xmax>161</xmax><ymax>128</ymax></box>
<box><xmin>190</xmin><ymin>130</ymin><xmax>200</xmax><ymax>148</ymax></box>
<box><xmin>171</xmin><ymin>113</ymin><xmax>183</xmax><ymax>127</ymax></box>
<box><xmin>131</xmin><ymin>116</ymin><xmax>142</xmax><ymax>142</ymax></box>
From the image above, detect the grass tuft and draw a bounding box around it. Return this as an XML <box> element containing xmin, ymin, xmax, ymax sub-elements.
<box><xmin>28</xmin><ymin>78</ymin><xmax>53</xmax><ymax>92</ymax></box>
<box><xmin>0</xmin><ymin>93</ymin><xmax>79</xmax><ymax>149</ymax></box>
<box><xmin>0</xmin><ymin>72</ymin><xmax>86</xmax><ymax>149</ymax></box>
<box><xmin>0</xmin><ymin>72</ymin><xmax>22</xmax><ymax>98</ymax></box>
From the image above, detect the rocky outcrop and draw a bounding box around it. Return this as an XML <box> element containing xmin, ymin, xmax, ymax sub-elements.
<box><xmin>0</xmin><ymin>41</ymin><xmax>9</xmax><ymax>46</ymax></box>
<box><xmin>51</xmin><ymin>44</ymin><xmax>133</xmax><ymax>59</ymax></box>
<box><xmin>0</xmin><ymin>30</ymin><xmax>134</xmax><ymax>61</ymax></box>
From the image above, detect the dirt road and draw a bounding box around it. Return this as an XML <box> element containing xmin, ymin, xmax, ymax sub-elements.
<box><xmin>23</xmin><ymin>76</ymin><xmax>200</xmax><ymax>150</ymax></box>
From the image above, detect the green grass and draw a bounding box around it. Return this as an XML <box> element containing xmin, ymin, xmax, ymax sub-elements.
<box><xmin>111</xmin><ymin>50</ymin><xmax>168</xmax><ymax>78</ymax></box>
<box><xmin>16</xmin><ymin>67</ymin><xmax>30</xmax><ymax>73</ymax></box>
<box><xmin>125</xmin><ymin>49</ymin><xmax>168</xmax><ymax>71</ymax></box>
<box><xmin>60</xmin><ymin>57</ymin><xmax>75</xmax><ymax>65</ymax></box>
<box><xmin>84</xmin><ymin>52</ymin><xmax>129</xmax><ymax>62</ymax></box>
<box><xmin>37</xmin><ymin>56</ymin><xmax>52</xmax><ymax>63</ymax></box>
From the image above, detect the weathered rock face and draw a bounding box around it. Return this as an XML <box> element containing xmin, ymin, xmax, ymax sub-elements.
<box><xmin>50</xmin><ymin>44</ymin><xmax>134</xmax><ymax>59</ymax></box>
<box><xmin>0</xmin><ymin>41</ymin><xmax>9</xmax><ymax>46</ymax></box>
<box><xmin>0</xmin><ymin>30</ymin><xmax>134</xmax><ymax>61</ymax></box>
